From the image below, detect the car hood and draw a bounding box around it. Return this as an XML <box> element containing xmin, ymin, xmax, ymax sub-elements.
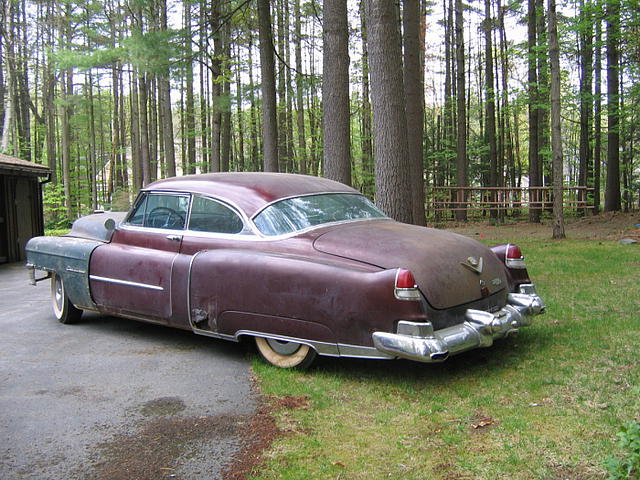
<box><xmin>312</xmin><ymin>220</ymin><xmax>507</xmax><ymax>309</ymax></box>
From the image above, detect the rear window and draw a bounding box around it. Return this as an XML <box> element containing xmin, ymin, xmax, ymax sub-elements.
<box><xmin>253</xmin><ymin>193</ymin><xmax>387</xmax><ymax>236</ymax></box>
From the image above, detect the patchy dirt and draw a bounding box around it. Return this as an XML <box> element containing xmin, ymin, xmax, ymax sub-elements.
<box><xmin>442</xmin><ymin>211</ymin><xmax>640</xmax><ymax>242</ymax></box>
<box><xmin>92</xmin><ymin>413</ymin><xmax>248</xmax><ymax>480</ymax></box>
<box><xmin>222</xmin><ymin>393</ymin><xmax>312</xmax><ymax>480</ymax></box>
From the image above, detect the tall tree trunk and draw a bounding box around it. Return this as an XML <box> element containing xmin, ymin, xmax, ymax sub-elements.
<box><xmin>257</xmin><ymin>0</ymin><xmax>278</xmax><ymax>172</ymax></box>
<box><xmin>139</xmin><ymin>72</ymin><xmax>151</xmax><ymax>186</ymax></box>
<box><xmin>604</xmin><ymin>0</ymin><xmax>620</xmax><ymax>211</ymax></box>
<box><xmin>184</xmin><ymin>1</ymin><xmax>196</xmax><ymax>174</ymax></box>
<box><xmin>527</xmin><ymin>0</ymin><xmax>540</xmax><ymax>222</ymax></box>
<box><xmin>220</xmin><ymin>21</ymin><xmax>232</xmax><ymax>172</ymax></box>
<box><xmin>547</xmin><ymin>0</ymin><xmax>565</xmax><ymax>238</ymax></box>
<box><xmin>365</xmin><ymin>0</ymin><xmax>412</xmax><ymax>223</ymax></box>
<box><xmin>593</xmin><ymin>16</ymin><xmax>602</xmax><ymax>214</ymax></box>
<box><xmin>159</xmin><ymin>0</ymin><xmax>176</xmax><ymax>178</ymax></box>
<box><xmin>209</xmin><ymin>0</ymin><xmax>222</xmax><ymax>172</ymax></box>
<box><xmin>360</xmin><ymin>0</ymin><xmax>374</xmax><ymax>198</ymax></box>
<box><xmin>294</xmin><ymin>0</ymin><xmax>306</xmax><ymax>174</ymax></box>
<box><xmin>485</xmin><ymin>0</ymin><xmax>498</xmax><ymax>220</ymax></box>
<box><xmin>578</xmin><ymin>0</ymin><xmax>593</xmax><ymax>214</ymax></box>
<box><xmin>323</xmin><ymin>0</ymin><xmax>351</xmax><ymax>185</ymax></box>
<box><xmin>248</xmin><ymin>35</ymin><xmax>259</xmax><ymax>171</ymax></box>
<box><xmin>453</xmin><ymin>0</ymin><xmax>466</xmax><ymax>222</ymax></box>
<box><xmin>130</xmin><ymin>68</ymin><xmax>142</xmax><ymax>189</ymax></box>
<box><xmin>404</xmin><ymin>0</ymin><xmax>426</xmax><ymax>225</ymax></box>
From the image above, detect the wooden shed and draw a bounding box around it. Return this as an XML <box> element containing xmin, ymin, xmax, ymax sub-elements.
<box><xmin>0</xmin><ymin>153</ymin><xmax>51</xmax><ymax>264</ymax></box>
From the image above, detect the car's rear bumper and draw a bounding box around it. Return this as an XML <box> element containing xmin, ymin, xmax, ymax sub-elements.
<box><xmin>372</xmin><ymin>284</ymin><xmax>545</xmax><ymax>362</ymax></box>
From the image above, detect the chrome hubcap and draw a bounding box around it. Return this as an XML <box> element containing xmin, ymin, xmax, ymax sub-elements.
<box><xmin>266</xmin><ymin>338</ymin><xmax>301</xmax><ymax>355</ymax></box>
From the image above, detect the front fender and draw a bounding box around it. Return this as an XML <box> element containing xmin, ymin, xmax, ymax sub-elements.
<box><xmin>25</xmin><ymin>236</ymin><xmax>102</xmax><ymax>310</ymax></box>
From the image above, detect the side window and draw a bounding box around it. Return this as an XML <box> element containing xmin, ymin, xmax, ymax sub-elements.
<box><xmin>144</xmin><ymin>194</ymin><xmax>190</xmax><ymax>230</ymax></box>
<box><xmin>188</xmin><ymin>196</ymin><xmax>244</xmax><ymax>234</ymax></box>
<box><xmin>127</xmin><ymin>194</ymin><xmax>148</xmax><ymax>226</ymax></box>
<box><xmin>127</xmin><ymin>194</ymin><xmax>190</xmax><ymax>230</ymax></box>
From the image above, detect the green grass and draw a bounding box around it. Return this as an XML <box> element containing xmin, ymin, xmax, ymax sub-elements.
<box><xmin>250</xmin><ymin>239</ymin><xmax>640</xmax><ymax>480</ymax></box>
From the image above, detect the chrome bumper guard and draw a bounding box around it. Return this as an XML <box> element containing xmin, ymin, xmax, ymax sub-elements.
<box><xmin>372</xmin><ymin>284</ymin><xmax>545</xmax><ymax>363</ymax></box>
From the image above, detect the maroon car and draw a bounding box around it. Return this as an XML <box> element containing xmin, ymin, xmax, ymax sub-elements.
<box><xmin>26</xmin><ymin>173</ymin><xmax>544</xmax><ymax>369</ymax></box>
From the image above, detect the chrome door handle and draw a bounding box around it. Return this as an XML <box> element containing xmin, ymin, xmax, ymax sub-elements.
<box><xmin>166</xmin><ymin>234</ymin><xmax>182</xmax><ymax>242</ymax></box>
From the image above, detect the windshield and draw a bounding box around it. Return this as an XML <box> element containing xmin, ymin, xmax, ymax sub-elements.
<box><xmin>253</xmin><ymin>193</ymin><xmax>387</xmax><ymax>236</ymax></box>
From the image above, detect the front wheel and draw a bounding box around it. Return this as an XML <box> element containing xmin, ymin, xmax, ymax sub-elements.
<box><xmin>254</xmin><ymin>337</ymin><xmax>317</xmax><ymax>369</ymax></box>
<box><xmin>51</xmin><ymin>273</ymin><xmax>83</xmax><ymax>324</ymax></box>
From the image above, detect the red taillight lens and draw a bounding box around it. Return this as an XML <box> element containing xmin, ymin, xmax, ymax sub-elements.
<box><xmin>506</xmin><ymin>244</ymin><xmax>526</xmax><ymax>269</ymax></box>
<box><xmin>507</xmin><ymin>244</ymin><xmax>523</xmax><ymax>259</ymax></box>
<box><xmin>396</xmin><ymin>269</ymin><xmax>417</xmax><ymax>289</ymax></box>
<box><xmin>395</xmin><ymin>269</ymin><xmax>421</xmax><ymax>300</ymax></box>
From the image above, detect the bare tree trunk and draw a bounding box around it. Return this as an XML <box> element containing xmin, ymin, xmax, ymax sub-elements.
<box><xmin>547</xmin><ymin>0</ymin><xmax>565</xmax><ymax>238</ymax></box>
<box><xmin>593</xmin><ymin>16</ymin><xmax>602</xmax><ymax>214</ymax></box>
<box><xmin>184</xmin><ymin>1</ymin><xmax>196</xmax><ymax>174</ymax></box>
<box><xmin>578</xmin><ymin>0</ymin><xmax>593</xmax><ymax>215</ymax></box>
<box><xmin>360</xmin><ymin>0</ymin><xmax>374</xmax><ymax>198</ymax></box>
<box><xmin>248</xmin><ymin>35</ymin><xmax>259</xmax><ymax>171</ymax></box>
<box><xmin>365</xmin><ymin>0</ymin><xmax>412</xmax><ymax>223</ymax></box>
<box><xmin>484</xmin><ymin>0</ymin><xmax>499</xmax><ymax>220</ymax></box>
<box><xmin>257</xmin><ymin>0</ymin><xmax>278</xmax><ymax>172</ymax></box>
<box><xmin>159</xmin><ymin>0</ymin><xmax>175</xmax><ymax>178</ymax></box>
<box><xmin>209</xmin><ymin>0</ymin><xmax>222</xmax><ymax>172</ymax></box>
<box><xmin>527</xmin><ymin>0</ymin><xmax>540</xmax><ymax>222</ymax></box>
<box><xmin>139</xmin><ymin>72</ymin><xmax>151</xmax><ymax>186</ymax></box>
<box><xmin>221</xmin><ymin>21</ymin><xmax>232</xmax><ymax>172</ymax></box>
<box><xmin>604</xmin><ymin>0</ymin><xmax>620</xmax><ymax>211</ymax></box>
<box><xmin>323</xmin><ymin>0</ymin><xmax>351</xmax><ymax>185</ymax></box>
<box><xmin>294</xmin><ymin>0</ymin><xmax>306</xmax><ymax>174</ymax></box>
<box><xmin>403</xmin><ymin>0</ymin><xmax>426</xmax><ymax>225</ymax></box>
<box><xmin>453</xmin><ymin>0</ymin><xmax>466</xmax><ymax>222</ymax></box>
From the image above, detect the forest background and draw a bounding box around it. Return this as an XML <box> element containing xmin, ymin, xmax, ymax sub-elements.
<box><xmin>0</xmin><ymin>0</ymin><xmax>638</xmax><ymax>230</ymax></box>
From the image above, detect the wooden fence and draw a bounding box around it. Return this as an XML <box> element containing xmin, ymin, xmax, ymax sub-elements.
<box><xmin>425</xmin><ymin>186</ymin><xmax>593</xmax><ymax>219</ymax></box>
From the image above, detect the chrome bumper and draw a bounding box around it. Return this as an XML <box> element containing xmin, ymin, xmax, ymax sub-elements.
<box><xmin>372</xmin><ymin>284</ymin><xmax>545</xmax><ymax>363</ymax></box>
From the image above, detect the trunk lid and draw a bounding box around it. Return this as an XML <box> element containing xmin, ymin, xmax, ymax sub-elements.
<box><xmin>313</xmin><ymin>220</ymin><xmax>507</xmax><ymax>309</ymax></box>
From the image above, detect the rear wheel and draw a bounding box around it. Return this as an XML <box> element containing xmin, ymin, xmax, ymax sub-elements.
<box><xmin>254</xmin><ymin>337</ymin><xmax>317</xmax><ymax>369</ymax></box>
<box><xmin>51</xmin><ymin>273</ymin><xmax>83</xmax><ymax>324</ymax></box>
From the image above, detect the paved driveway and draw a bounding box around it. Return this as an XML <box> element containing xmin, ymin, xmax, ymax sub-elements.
<box><xmin>0</xmin><ymin>263</ymin><xmax>256</xmax><ymax>480</ymax></box>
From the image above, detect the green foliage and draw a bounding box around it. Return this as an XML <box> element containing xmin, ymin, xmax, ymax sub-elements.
<box><xmin>43</xmin><ymin>184</ymin><xmax>70</xmax><ymax>230</ymax></box>
<box><xmin>606</xmin><ymin>415</ymin><xmax>640</xmax><ymax>480</ymax></box>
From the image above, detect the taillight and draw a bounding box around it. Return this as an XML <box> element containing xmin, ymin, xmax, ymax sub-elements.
<box><xmin>395</xmin><ymin>269</ymin><xmax>421</xmax><ymax>300</ymax></box>
<box><xmin>506</xmin><ymin>244</ymin><xmax>526</xmax><ymax>269</ymax></box>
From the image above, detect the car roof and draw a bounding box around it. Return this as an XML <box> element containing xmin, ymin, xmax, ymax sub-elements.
<box><xmin>143</xmin><ymin>172</ymin><xmax>360</xmax><ymax>217</ymax></box>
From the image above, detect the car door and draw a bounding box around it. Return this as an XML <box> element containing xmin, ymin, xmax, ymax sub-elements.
<box><xmin>179</xmin><ymin>195</ymin><xmax>247</xmax><ymax>331</ymax></box>
<box><xmin>89</xmin><ymin>192</ymin><xmax>190</xmax><ymax>322</ymax></box>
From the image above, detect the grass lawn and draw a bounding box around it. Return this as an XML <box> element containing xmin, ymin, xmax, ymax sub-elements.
<box><xmin>249</xmin><ymin>237</ymin><xmax>639</xmax><ymax>480</ymax></box>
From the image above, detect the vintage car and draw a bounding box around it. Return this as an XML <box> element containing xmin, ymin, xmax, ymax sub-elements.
<box><xmin>26</xmin><ymin>173</ymin><xmax>545</xmax><ymax>369</ymax></box>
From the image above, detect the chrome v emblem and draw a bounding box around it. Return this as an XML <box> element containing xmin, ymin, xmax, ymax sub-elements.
<box><xmin>461</xmin><ymin>256</ymin><xmax>483</xmax><ymax>274</ymax></box>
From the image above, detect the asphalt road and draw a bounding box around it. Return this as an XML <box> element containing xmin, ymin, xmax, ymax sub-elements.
<box><xmin>0</xmin><ymin>263</ymin><xmax>257</xmax><ymax>480</ymax></box>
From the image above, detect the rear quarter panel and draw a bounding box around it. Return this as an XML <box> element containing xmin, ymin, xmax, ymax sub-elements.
<box><xmin>189</xmin><ymin>249</ymin><xmax>426</xmax><ymax>348</ymax></box>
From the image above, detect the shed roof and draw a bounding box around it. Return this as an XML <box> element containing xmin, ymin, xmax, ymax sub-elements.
<box><xmin>0</xmin><ymin>153</ymin><xmax>51</xmax><ymax>177</ymax></box>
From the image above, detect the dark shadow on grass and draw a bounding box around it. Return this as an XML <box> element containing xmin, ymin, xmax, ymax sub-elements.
<box><xmin>306</xmin><ymin>325</ymin><xmax>555</xmax><ymax>386</ymax></box>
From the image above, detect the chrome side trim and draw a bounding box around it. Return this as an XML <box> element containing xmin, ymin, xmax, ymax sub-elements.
<box><xmin>337</xmin><ymin>343</ymin><xmax>395</xmax><ymax>359</ymax></box>
<box><xmin>89</xmin><ymin>275</ymin><xmax>164</xmax><ymax>291</ymax></box>
<box><xmin>192</xmin><ymin>328</ymin><xmax>238</xmax><ymax>342</ymax></box>
<box><xmin>234</xmin><ymin>330</ymin><xmax>340</xmax><ymax>356</ymax></box>
<box><xmin>372</xmin><ymin>283</ymin><xmax>546</xmax><ymax>363</ymax></box>
<box><xmin>65</xmin><ymin>267</ymin><xmax>86</xmax><ymax>274</ymax></box>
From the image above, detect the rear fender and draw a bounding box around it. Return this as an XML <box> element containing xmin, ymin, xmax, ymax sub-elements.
<box><xmin>490</xmin><ymin>244</ymin><xmax>532</xmax><ymax>290</ymax></box>
<box><xmin>188</xmin><ymin>249</ymin><xmax>425</xmax><ymax>348</ymax></box>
